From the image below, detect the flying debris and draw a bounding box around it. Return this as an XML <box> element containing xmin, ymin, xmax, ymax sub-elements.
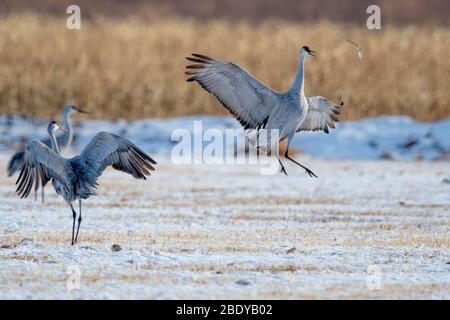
<box><xmin>346</xmin><ymin>38</ymin><xmax>363</xmax><ymax>59</ymax></box>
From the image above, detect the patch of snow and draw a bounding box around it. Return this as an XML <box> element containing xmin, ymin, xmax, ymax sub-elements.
<box><xmin>3</xmin><ymin>223</ymin><xmax>19</xmax><ymax>235</ymax></box>
<box><xmin>1</xmin><ymin>114</ymin><xmax>449</xmax><ymax>161</ymax></box>
<box><xmin>0</xmin><ymin>154</ymin><xmax>449</xmax><ymax>299</ymax></box>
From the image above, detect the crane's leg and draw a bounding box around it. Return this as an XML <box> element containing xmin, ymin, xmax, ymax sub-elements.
<box><xmin>263</xmin><ymin>128</ymin><xmax>287</xmax><ymax>175</ymax></box>
<box><xmin>41</xmin><ymin>188</ymin><xmax>45</xmax><ymax>204</ymax></box>
<box><xmin>74</xmin><ymin>199</ymin><xmax>82</xmax><ymax>244</ymax></box>
<box><xmin>69</xmin><ymin>203</ymin><xmax>77</xmax><ymax>245</ymax></box>
<box><xmin>34</xmin><ymin>190</ymin><xmax>37</xmax><ymax>201</ymax></box>
<box><xmin>277</xmin><ymin>156</ymin><xmax>288</xmax><ymax>175</ymax></box>
<box><xmin>284</xmin><ymin>145</ymin><xmax>318</xmax><ymax>178</ymax></box>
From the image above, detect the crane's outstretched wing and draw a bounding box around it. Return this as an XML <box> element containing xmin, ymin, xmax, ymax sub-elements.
<box><xmin>186</xmin><ymin>54</ymin><xmax>280</xmax><ymax>130</ymax></box>
<box><xmin>16</xmin><ymin>140</ymin><xmax>71</xmax><ymax>199</ymax></box>
<box><xmin>7</xmin><ymin>150</ymin><xmax>24</xmax><ymax>177</ymax></box>
<box><xmin>80</xmin><ymin>132</ymin><xmax>156</xmax><ymax>182</ymax></box>
<box><xmin>8</xmin><ymin>131</ymin><xmax>69</xmax><ymax>177</ymax></box>
<box><xmin>297</xmin><ymin>97</ymin><xmax>344</xmax><ymax>134</ymax></box>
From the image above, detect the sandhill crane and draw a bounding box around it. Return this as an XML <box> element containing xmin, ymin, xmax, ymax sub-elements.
<box><xmin>16</xmin><ymin>121</ymin><xmax>157</xmax><ymax>245</ymax></box>
<box><xmin>186</xmin><ymin>47</ymin><xmax>344</xmax><ymax>177</ymax></box>
<box><xmin>7</xmin><ymin>105</ymin><xmax>87</xmax><ymax>202</ymax></box>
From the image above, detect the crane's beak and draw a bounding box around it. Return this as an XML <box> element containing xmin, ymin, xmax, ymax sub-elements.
<box><xmin>74</xmin><ymin>106</ymin><xmax>88</xmax><ymax>114</ymax></box>
<box><xmin>309</xmin><ymin>50</ymin><xmax>316</xmax><ymax>57</ymax></box>
<box><xmin>59</xmin><ymin>126</ymin><xmax>68</xmax><ymax>133</ymax></box>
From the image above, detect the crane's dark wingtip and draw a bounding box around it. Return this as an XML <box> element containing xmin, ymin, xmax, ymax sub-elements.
<box><xmin>186</xmin><ymin>56</ymin><xmax>211</xmax><ymax>64</ymax></box>
<box><xmin>191</xmin><ymin>53</ymin><xmax>214</xmax><ymax>61</ymax></box>
<box><xmin>186</xmin><ymin>64</ymin><xmax>205</xmax><ymax>69</ymax></box>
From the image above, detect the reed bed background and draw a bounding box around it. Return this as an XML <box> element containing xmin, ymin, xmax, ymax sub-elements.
<box><xmin>0</xmin><ymin>14</ymin><xmax>449</xmax><ymax>121</ymax></box>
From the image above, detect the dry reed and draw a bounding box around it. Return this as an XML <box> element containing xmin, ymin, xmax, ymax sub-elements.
<box><xmin>0</xmin><ymin>14</ymin><xmax>449</xmax><ymax>121</ymax></box>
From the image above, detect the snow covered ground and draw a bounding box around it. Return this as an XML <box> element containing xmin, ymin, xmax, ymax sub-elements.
<box><xmin>0</xmin><ymin>115</ymin><xmax>449</xmax><ymax>299</ymax></box>
<box><xmin>1</xmin><ymin>115</ymin><xmax>449</xmax><ymax>161</ymax></box>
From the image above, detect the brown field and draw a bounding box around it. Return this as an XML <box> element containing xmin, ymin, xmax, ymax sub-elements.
<box><xmin>0</xmin><ymin>14</ymin><xmax>449</xmax><ymax>121</ymax></box>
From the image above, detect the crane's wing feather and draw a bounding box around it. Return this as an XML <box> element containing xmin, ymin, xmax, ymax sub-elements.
<box><xmin>186</xmin><ymin>54</ymin><xmax>280</xmax><ymax>130</ymax></box>
<box><xmin>8</xmin><ymin>132</ymin><xmax>68</xmax><ymax>177</ymax></box>
<box><xmin>16</xmin><ymin>140</ymin><xmax>71</xmax><ymax>199</ymax></box>
<box><xmin>297</xmin><ymin>97</ymin><xmax>344</xmax><ymax>134</ymax></box>
<box><xmin>80</xmin><ymin>132</ymin><xmax>156</xmax><ymax>181</ymax></box>
<box><xmin>7</xmin><ymin>150</ymin><xmax>24</xmax><ymax>177</ymax></box>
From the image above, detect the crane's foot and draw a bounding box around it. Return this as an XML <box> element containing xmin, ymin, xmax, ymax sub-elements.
<box><xmin>285</xmin><ymin>155</ymin><xmax>318</xmax><ymax>178</ymax></box>
<box><xmin>304</xmin><ymin>168</ymin><xmax>318</xmax><ymax>178</ymax></box>
<box><xmin>278</xmin><ymin>159</ymin><xmax>288</xmax><ymax>175</ymax></box>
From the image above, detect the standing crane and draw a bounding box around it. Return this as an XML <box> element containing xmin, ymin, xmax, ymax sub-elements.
<box><xmin>15</xmin><ymin>121</ymin><xmax>157</xmax><ymax>245</ymax></box>
<box><xmin>7</xmin><ymin>105</ymin><xmax>87</xmax><ymax>202</ymax></box>
<box><xmin>186</xmin><ymin>46</ymin><xmax>344</xmax><ymax>177</ymax></box>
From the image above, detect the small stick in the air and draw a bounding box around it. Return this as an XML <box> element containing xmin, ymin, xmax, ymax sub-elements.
<box><xmin>346</xmin><ymin>38</ymin><xmax>363</xmax><ymax>60</ymax></box>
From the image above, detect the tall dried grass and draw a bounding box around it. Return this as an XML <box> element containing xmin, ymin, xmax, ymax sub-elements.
<box><xmin>0</xmin><ymin>14</ymin><xmax>449</xmax><ymax>120</ymax></box>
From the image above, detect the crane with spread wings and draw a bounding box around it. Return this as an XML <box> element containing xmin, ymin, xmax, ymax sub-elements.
<box><xmin>186</xmin><ymin>47</ymin><xmax>344</xmax><ymax>177</ymax></box>
<box><xmin>15</xmin><ymin>121</ymin><xmax>157</xmax><ymax>245</ymax></box>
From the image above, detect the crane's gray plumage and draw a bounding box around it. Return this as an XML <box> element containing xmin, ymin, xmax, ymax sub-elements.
<box><xmin>298</xmin><ymin>97</ymin><xmax>344</xmax><ymax>134</ymax></box>
<box><xmin>186</xmin><ymin>54</ymin><xmax>279</xmax><ymax>130</ymax></box>
<box><xmin>16</xmin><ymin>121</ymin><xmax>157</xmax><ymax>245</ymax></box>
<box><xmin>7</xmin><ymin>151</ymin><xmax>25</xmax><ymax>178</ymax></box>
<box><xmin>7</xmin><ymin>105</ymin><xmax>86</xmax><ymax>202</ymax></box>
<box><xmin>186</xmin><ymin>47</ymin><xmax>344</xmax><ymax>177</ymax></box>
<box><xmin>7</xmin><ymin>105</ymin><xmax>84</xmax><ymax>177</ymax></box>
<box><xmin>16</xmin><ymin>139</ymin><xmax>71</xmax><ymax>199</ymax></box>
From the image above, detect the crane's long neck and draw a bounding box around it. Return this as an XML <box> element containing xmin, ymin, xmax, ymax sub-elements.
<box><xmin>289</xmin><ymin>54</ymin><xmax>306</xmax><ymax>101</ymax></box>
<box><xmin>61</xmin><ymin>110</ymin><xmax>73</xmax><ymax>147</ymax></box>
<box><xmin>48</xmin><ymin>128</ymin><xmax>61</xmax><ymax>155</ymax></box>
